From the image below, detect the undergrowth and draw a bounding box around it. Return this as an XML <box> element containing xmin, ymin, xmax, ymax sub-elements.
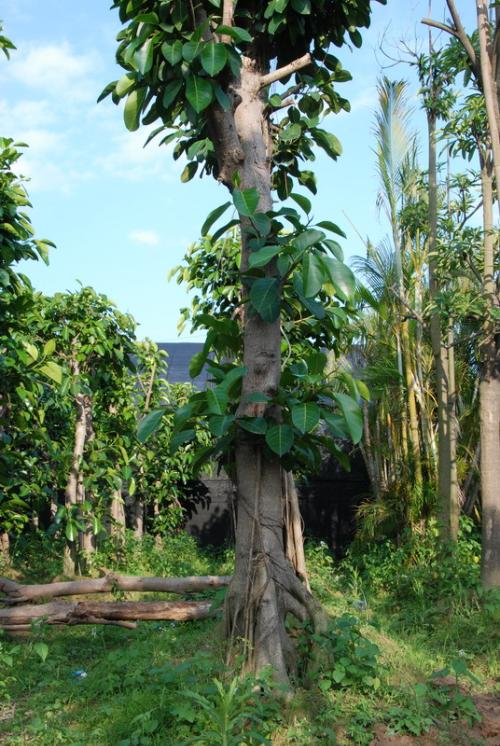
<box><xmin>0</xmin><ymin>525</ymin><xmax>498</xmax><ymax>744</ymax></box>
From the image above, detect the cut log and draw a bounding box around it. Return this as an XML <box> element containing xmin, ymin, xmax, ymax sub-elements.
<box><xmin>0</xmin><ymin>599</ymin><xmax>213</xmax><ymax>630</ymax></box>
<box><xmin>0</xmin><ymin>574</ymin><xmax>232</xmax><ymax>604</ymax></box>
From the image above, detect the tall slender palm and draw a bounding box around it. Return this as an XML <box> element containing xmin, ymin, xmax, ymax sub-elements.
<box><xmin>373</xmin><ymin>77</ymin><xmax>423</xmax><ymax>486</ymax></box>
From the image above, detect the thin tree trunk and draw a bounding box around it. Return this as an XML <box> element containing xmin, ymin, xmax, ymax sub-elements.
<box><xmin>479</xmin><ymin>154</ymin><xmax>500</xmax><ymax>588</ymax></box>
<box><xmin>401</xmin><ymin>318</ymin><xmax>423</xmax><ymax>487</ymax></box>
<box><xmin>133</xmin><ymin>499</ymin><xmax>144</xmax><ymax>539</ymax></box>
<box><xmin>477</xmin><ymin>0</ymin><xmax>500</xmax><ymax>208</ymax></box>
<box><xmin>427</xmin><ymin>107</ymin><xmax>455</xmax><ymax>542</ymax></box>
<box><xmin>63</xmin><ymin>358</ymin><xmax>86</xmax><ymax>576</ymax></box>
<box><xmin>447</xmin><ymin>322</ymin><xmax>459</xmax><ymax>539</ymax></box>
<box><xmin>0</xmin><ymin>532</ymin><xmax>10</xmax><ymax>566</ymax></box>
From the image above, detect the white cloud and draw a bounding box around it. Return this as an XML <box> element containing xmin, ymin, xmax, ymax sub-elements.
<box><xmin>129</xmin><ymin>229</ymin><xmax>161</xmax><ymax>247</ymax></box>
<box><xmin>0</xmin><ymin>98</ymin><xmax>55</xmax><ymax>131</ymax></box>
<box><xmin>97</xmin><ymin>128</ymin><xmax>180</xmax><ymax>182</ymax></box>
<box><xmin>7</xmin><ymin>42</ymin><xmax>100</xmax><ymax>102</ymax></box>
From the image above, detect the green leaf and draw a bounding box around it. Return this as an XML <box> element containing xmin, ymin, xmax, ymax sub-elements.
<box><xmin>23</xmin><ymin>342</ymin><xmax>38</xmax><ymax>361</ymax></box>
<box><xmin>333</xmin><ymin>393</ymin><xmax>363</xmax><ymax>443</ymax></box>
<box><xmin>201</xmin><ymin>201</ymin><xmax>231</xmax><ymax>236</ymax></box>
<box><xmin>216</xmin><ymin>25</ymin><xmax>252</xmax><ymax>42</ymax></box>
<box><xmin>182</xmin><ymin>40</ymin><xmax>203</xmax><ymax>62</ymax></box>
<box><xmin>323</xmin><ymin>411</ymin><xmax>350</xmax><ymax>440</ymax></box>
<box><xmin>170</xmin><ymin>429</ymin><xmax>196</xmax><ymax>453</ymax></box>
<box><xmin>33</xmin><ymin>642</ymin><xmax>49</xmax><ymax>663</ymax></box>
<box><xmin>291</xmin><ymin>403</ymin><xmax>320</xmax><ymax>433</ymax></box>
<box><xmin>181</xmin><ymin>161</ymin><xmax>198</xmax><ymax>182</ymax></box>
<box><xmin>137</xmin><ymin>408</ymin><xmax>166</xmax><ymax>443</ymax></box>
<box><xmin>293</xmin><ymin>229</ymin><xmax>324</xmax><ymax>251</ymax></box>
<box><xmin>208</xmin><ymin>415</ymin><xmax>234</xmax><ymax>436</ymax></box>
<box><xmin>248</xmin><ymin>245</ymin><xmax>282</xmax><ymax>268</ymax></box>
<box><xmin>186</xmin><ymin>75</ymin><xmax>213</xmax><ymax>113</ymax></box>
<box><xmin>115</xmin><ymin>73</ymin><xmax>136</xmax><ymax>98</ymax></box>
<box><xmin>219</xmin><ymin>366</ymin><xmax>247</xmax><ymax>391</ymax></box>
<box><xmin>65</xmin><ymin>521</ymin><xmax>77</xmax><ymax>543</ymax></box>
<box><xmin>280</xmin><ymin>123</ymin><xmax>302</xmax><ymax>141</ymax></box>
<box><xmin>162</xmin><ymin>40</ymin><xmax>183</xmax><ymax>65</ymax></box>
<box><xmin>43</xmin><ymin>339</ymin><xmax>56</xmax><ymax>356</ymax></box>
<box><xmin>251</xmin><ymin>213</ymin><xmax>271</xmax><ymax>236</ymax></box>
<box><xmin>320</xmin><ymin>257</ymin><xmax>356</xmax><ymax>299</ymax></box>
<box><xmin>302</xmin><ymin>252</ymin><xmax>325</xmax><ymax>297</ymax></box>
<box><xmin>290</xmin><ymin>193</ymin><xmax>311</xmax><ymax>214</ymax></box>
<box><xmin>238</xmin><ymin>417</ymin><xmax>268</xmax><ymax>434</ymax></box>
<box><xmin>316</xmin><ymin>220</ymin><xmax>346</xmax><ymax>238</ymax></box>
<box><xmin>291</xmin><ymin>0</ymin><xmax>311</xmax><ymax>12</ymax></box>
<box><xmin>265</xmin><ymin>425</ymin><xmax>294</xmax><ymax>456</ymax></box>
<box><xmin>162</xmin><ymin>79</ymin><xmax>183</xmax><ymax>108</ymax></box>
<box><xmin>200</xmin><ymin>42</ymin><xmax>228</xmax><ymax>76</ymax></box>
<box><xmin>39</xmin><ymin>361</ymin><xmax>62</xmax><ymax>385</ymax></box>
<box><xmin>311</xmin><ymin>128</ymin><xmax>343</xmax><ymax>159</ymax></box>
<box><xmin>206</xmin><ymin>388</ymin><xmax>228</xmax><ymax>415</ymax></box>
<box><xmin>189</xmin><ymin>350</ymin><xmax>208</xmax><ymax>378</ymax></box>
<box><xmin>250</xmin><ymin>278</ymin><xmax>280</xmax><ymax>322</ymax></box>
<box><xmin>233</xmin><ymin>188</ymin><xmax>259</xmax><ymax>216</ymax></box>
<box><xmin>124</xmin><ymin>88</ymin><xmax>146</xmax><ymax>131</ymax></box>
<box><xmin>134</xmin><ymin>38</ymin><xmax>153</xmax><ymax>75</ymax></box>
<box><xmin>129</xmin><ymin>477</ymin><xmax>136</xmax><ymax>497</ymax></box>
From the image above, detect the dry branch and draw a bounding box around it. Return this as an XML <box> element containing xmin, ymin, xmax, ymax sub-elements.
<box><xmin>0</xmin><ymin>599</ymin><xmax>214</xmax><ymax>631</ymax></box>
<box><xmin>0</xmin><ymin>574</ymin><xmax>231</xmax><ymax>604</ymax></box>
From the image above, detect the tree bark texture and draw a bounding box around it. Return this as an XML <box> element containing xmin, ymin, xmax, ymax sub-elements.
<box><xmin>0</xmin><ymin>574</ymin><xmax>231</xmax><ymax>603</ymax></box>
<box><xmin>0</xmin><ymin>600</ymin><xmax>213</xmax><ymax>631</ymax></box>
<box><xmin>479</xmin><ymin>155</ymin><xmax>500</xmax><ymax>589</ymax></box>
<box><xmin>427</xmin><ymin>108</ymin><xmax>457</xmax><ymax>542</ymax></box>
<box><xmin>209</xmin><ymin>55</ymin><xmax>326</xmax><ymax>683</ymax></box>
<box><xmin>63</xmin><ymin>358</ymin><xmax>86</xmax><ymax>576</ymax></box>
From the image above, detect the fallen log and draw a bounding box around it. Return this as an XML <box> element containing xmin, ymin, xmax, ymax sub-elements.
<box><xmin>0</xmin><ymin>599</ymin><xmax>213</xmax><ymax>631</ymax></box>
<box><xmin>0</xmin><ymin>574</ymin><xmax>231</xmax><ymax>604</ymax></box>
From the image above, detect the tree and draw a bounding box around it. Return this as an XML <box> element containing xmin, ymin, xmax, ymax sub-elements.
<box><xmin>423</xmin><ymin>1</ymin><xmax>500</xmax><ymax>586</ymax></box>
<box><xmin>104</xmin><ymin>0</ymin><xmax>384</xmax><ymax>683</ymax></box>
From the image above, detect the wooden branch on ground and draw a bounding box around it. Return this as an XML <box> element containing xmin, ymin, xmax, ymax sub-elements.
<box><xmin>0</xmin><ymin>574</ymin><xmax>232</xmax><ymax>604</ymax></box>
<box><xmin>0</xmin><ymin>599</ymin><xmax>214</xmax><ymax>632</ymax></box>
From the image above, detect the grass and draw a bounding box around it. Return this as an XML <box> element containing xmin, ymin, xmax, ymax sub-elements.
<box><xmin>0</xmin><ymin>525</ymin><xmax>499</xmax><ymax>745</ymax></box>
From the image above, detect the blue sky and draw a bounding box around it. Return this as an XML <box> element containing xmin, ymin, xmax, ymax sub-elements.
<box><xmin>2</xmin><ymin>1</ymin><xmax>477</xmax><ymax>342</ymax></box>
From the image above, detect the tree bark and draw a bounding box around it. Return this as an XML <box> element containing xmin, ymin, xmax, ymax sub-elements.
<box><xmin>479</xmin><ymin>153</ymin><xmax>500</xmax><ymax>588</ymax></box>
<box><xmin>0</xmin><ymin>532</ymin><xmax>10</xmax><ymax>566</ymax></box>
<box><xmin>477</xmin><ymin>0</ymin><xmax>500</xmax><ymax>209</ymax></box>
<box><xmin>427</xmin><ymin>106</ymin><xmax>457</xmax><ymax>542</ymax></box>
<box><xmin>219</xmin><ymin>56</ymin><xmax>326</xmax><ymax>684</ymax></box>
<box><xmin>0</xmin><ymin>574</ymin><xmax>231</xmax><ymax>603</ymax></box>
<box><xmin>0</xmin><ymin>599</ymin><xmax>213</xmax><ymax>631</ymax></box>
<box><xmin>63</xmin><ymin>358</ymin><xmax>86</xmax><ymax>576</ymax></box>
<box><xmin>110</xmin><ymin>487</ymin><xmax>126</xmax><ymax>548</ymax></box>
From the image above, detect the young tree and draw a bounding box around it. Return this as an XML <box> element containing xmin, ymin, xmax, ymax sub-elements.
<box><xmin>105</xmin><ymin>0</ymin><xmax>384</xmax><ymax>682</ymax></box>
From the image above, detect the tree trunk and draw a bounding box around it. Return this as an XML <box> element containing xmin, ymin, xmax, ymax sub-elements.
<box><xmin>479</xmin><ymin>153</ymin><xmax>500</xmax><ymax>588</ymax></box>
<box><xmin>110</xmin><ymin>487</ymin><xmax>126</xmax><ymax>550</ymax></box>
<box><xmin>221</xmin><ymin>56</ymin><xmax>326</xmax><ymax>684</ymax></box>
<box><xmin>133</xmin><ymin>498</ymin><xmax>144</xmax><ymax>539</ymax></box>
<box><xmin>427</xmin><ymin>107</ymin><xmax>456</xmax><ymax>542</ymax></box>
<box><xmin>477</xmin><ymin>0</ymin><xmax>500</xmax><ymax>208</ymax></box>
<box><xmin>63</xmin><ymin>366</ymin><xmax>86</xmax><ymax>576</ymax></box>
<box><xmin>0</xmin><ymin>532</ymin><xmax>10</xmax><ymax>566</ymax></box>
